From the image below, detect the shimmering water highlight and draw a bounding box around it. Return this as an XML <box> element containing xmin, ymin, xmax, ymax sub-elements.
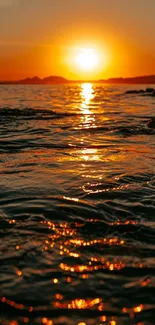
<box><xmin>0</xmin><ymin>83</ymin><xmax>155</xmax><ymax>325</ymax></box>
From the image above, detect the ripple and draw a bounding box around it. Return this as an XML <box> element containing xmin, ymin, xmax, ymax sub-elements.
<box><xmin>0</xmin><ymin>84</ymin><xmax>155</xmax><ymax>325</ymax></box>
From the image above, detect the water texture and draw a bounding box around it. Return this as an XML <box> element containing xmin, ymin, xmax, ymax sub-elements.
<box><xmin>0</xmin><ymin>83</ymin><xmax>155</xmax><ymax>325</ymax></box>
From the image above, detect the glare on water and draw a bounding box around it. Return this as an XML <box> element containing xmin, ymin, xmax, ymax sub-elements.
<box><xmin>0</xmin><ymin>83</ymin><xmax>155</xmax><ymax>325</ymax></box>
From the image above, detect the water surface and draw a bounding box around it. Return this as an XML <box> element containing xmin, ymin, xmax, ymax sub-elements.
<box><xmin>0</xmin><ymin>83</ymin><xmax>155</xmax><ymax>325</ymax></box>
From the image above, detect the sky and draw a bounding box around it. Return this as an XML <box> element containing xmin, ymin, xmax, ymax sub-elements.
<box><xmin>0</xmin><ymin>0</ymin><xmax>155</xmax><ymax>80</ymax></box>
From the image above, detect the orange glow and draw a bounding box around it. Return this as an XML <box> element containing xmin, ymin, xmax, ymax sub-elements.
<box><xmin>42</xmin><ymin>319</ymin><xmax>53</xmax><ymax>325</ymax></box>
<box><xmin>54</xmin><ymin>297</ymin><xmax>102</xmax><ymax>310</ymax></box>
<box><xmin>82</xmin><ymin>274</ymin><xmax>89</xmax><ymax>279</ymax></box>
<box><xmin>141</xmin><ymin>278</ymin><xmax>151</xmax><ymax>287</ymax></box>
<box><xmin>55</xmin><ymin>294</ymin><xmax>63</xmax><ymax>300</ymax></box>
<box><xmin>110</xmin><ymin>321</ymin><xmax>116</xmax><ymax>325</ymax></box>
<box><xmin>65</xmin><ymin>42</ymin><xmax>110</xmax><ymax>80</ymax></box>
<box><xmin>9</xmin><ymin>219</ymin><xmax>16</xmax><ymax>224</ymax></box>
<box><xmin>1</xmin><ymin>0</ymin><xmax>155</xmax><ymax>82</ymax></box>
<box><xmin>29</xmin><ymin>307</ymin><xmax>33</xmax><ymax>312</ymax></box>
<box><xmin>133</xmin><ymin>305</ymin><xmax>143</xmax><ymax>313</ymax></box>
<box><xmin>16</xmin><ymin>270</ymin><xmax>22</xmax><ymax>277</ymax></box>
<box><xmin>1</xmin><ymin>297</ymin><xmax>6</xmax><ymax>303</ymax></box>
<box><xmin>122</xmin><ymin>307</ymin><xmax>128</xmax><ymax>313</ymax></box>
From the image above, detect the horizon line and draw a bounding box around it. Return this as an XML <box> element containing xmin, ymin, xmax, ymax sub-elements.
<box><xmin>1</xmin><ymin>74</ymin><xmax>155</xmax><ymax>84</ymax></box>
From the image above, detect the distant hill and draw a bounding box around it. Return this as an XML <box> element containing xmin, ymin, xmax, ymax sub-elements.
<box><xmin>0</xmin><ymin>76</ymin><xmax>69</xmax><ymax>85</ymax></box>
<box><xmin>98</xmin><ymin>75</ymin><xmax>155</xmax><ymax>84</ymax></box>
<box><xmin>1</xmin><ymin>75</ymin><xmax>155</xmax><ymax>84</ymax></box>
<box><xmin>18</xmin><ymin>76</ymin><xmax>69</xmax><ymax>84</ymax></box>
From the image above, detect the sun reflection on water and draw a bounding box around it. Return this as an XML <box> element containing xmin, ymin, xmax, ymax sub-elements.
<box><xmin>80</xmin><ymin>83</ymin><xmax>95</xmax><ymax>123</ymax></box>
<box><xmin>79</xmin><ymin>83</ymin><xmax>100</xmax><ymax>161</ymax></box>
<box><xmin>80</xmin><ymin>83</ymin><xmax>94</xmax><ymax>108</ymax></box>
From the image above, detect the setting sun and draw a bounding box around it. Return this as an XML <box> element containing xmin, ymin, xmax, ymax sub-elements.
<box><xmin>75</xmin><ymin>48</ymin><xmax>99</xmax><ymax>71</ymax></box>
<box><xmin>67</xmin><ymin>45</ymin><xmax>109</xmax><ymax>80</ymax></box>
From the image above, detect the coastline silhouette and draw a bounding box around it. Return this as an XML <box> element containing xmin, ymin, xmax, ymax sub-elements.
<box><xmin>1</xmin><ymin>74</ymin><xmax>155</xmax><ymax>84</ymax></box>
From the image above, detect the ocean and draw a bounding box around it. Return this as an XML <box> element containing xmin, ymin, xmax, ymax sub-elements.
<box><xmin>0</xmin><ymin>83</ymin><xmax>155</xmax><ymax>325</ymax></box>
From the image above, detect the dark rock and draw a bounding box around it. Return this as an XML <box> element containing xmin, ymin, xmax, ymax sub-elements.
<box><xmin>137</xmin><ymin>89</ymin><xmax>145</xmax><ymax>93</ymax></box>
<box><xmin>125</xmin><ymin>90</ymin><xmax>138</xmax><ymax>94</ymax></box>
<box><xmin>147</xmin><ymin>117</ymin><xmax>155</xmax><ymax>128</ymax></box>
<box><xmin>146</xmin><ymin>88</ymin><xmax>155</xmax><ymax>93</ymax></box>
<box><xmin>125</xmin><ymin>88</ymin><xmax>155</xmax><ymax>96</ymax></box>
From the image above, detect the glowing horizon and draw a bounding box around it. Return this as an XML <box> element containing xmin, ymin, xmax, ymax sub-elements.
<box><xmin>0</xmin><ymin>0</ymin><xmax>155</xmax><ymax>80</ymax></box>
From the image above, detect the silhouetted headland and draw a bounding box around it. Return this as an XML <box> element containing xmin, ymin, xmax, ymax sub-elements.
<box><xmin>1</xmin><ymin>75</ymin><xmax>155</xmax><ymax>84</ymax></box>
<box><xmin>0</xmin><ymin>76</ymin><xmax>69</xmax><ymax>85</ymax></box>
<box><xmin>99</xmin><ymin>75</ymin><xmax>155</xmax><ymax>84</ymax></box>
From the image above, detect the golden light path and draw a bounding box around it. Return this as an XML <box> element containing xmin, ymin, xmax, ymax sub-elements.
<box><xmin>80</xmin><ymin>83</ymin><xmax>94</xmax><ymax>114</ymax></box>
<box><xmin>80</xmin><ymin>83</ymin><xmax>99</xmax><ymax>162</ymax></box>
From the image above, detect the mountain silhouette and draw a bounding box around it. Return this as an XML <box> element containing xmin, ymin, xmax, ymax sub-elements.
<box><xmin>0</xmin><ymin>76</ymin><xmax>69</xmax><ymax>85</ymax></box>
<box><xmin>1</xmin><ymin>75</ymin><xmax>155</xmax><ymax>84</ymax></box>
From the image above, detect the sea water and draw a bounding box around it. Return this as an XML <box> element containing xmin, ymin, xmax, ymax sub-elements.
<box><xmin>0</xmin><ymin>83</ymin><xmax>155</xmax><ymax>325</ymax></box>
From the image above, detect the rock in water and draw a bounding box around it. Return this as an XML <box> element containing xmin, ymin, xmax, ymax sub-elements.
<box><xmin>147</xmin><ymin>117</ymin><xmax>155</xmax><ymax>128</ymax></box>
<box><xmin>125</xmin><ymin>88</ymin><xmax>155</xmax><ymax>96</ymax></box>
<box><xmin>146</xmin><ymin>88</ymin><xmax>155</xmax><ymax>93</ymax></box>
<box><xmin>125</xmin><ymin>90</ymin><xmax>139</xmax><ymax>94</ymax></box>
<box><xmin>138</xmin><ymin>89</ymin><xmax>145</xmax><ymax>93</ymax></box>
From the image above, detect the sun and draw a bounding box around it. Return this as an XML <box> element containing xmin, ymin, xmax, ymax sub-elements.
<box><xmin>75</xmin><ymin>48</ymin><xmax>99</xmax><ymax>71</ymax></box>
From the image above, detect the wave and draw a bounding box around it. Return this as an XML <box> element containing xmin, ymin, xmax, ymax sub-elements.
<box><xmin>1</xmin><ymin>85</ymin><xmax>155</xmax><ymax>325</ymax></box>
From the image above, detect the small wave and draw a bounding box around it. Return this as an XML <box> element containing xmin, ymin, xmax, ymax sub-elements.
<box><xmin>1</xmin><ymin>85</ymin><xmax>155</xmax><ymax>325</ymax></box>
<box><xmin>0</xmin><ymin>107</ymin><xmax>80</xmax><ymax>121</ymax></box>
<box><xmin>114</xmin><ymin>125</ymin><xmax>155</xmax><ymax>136</ymax></box>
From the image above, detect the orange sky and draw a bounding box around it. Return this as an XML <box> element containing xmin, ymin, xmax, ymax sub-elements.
<box><xmin>0</xmin><ymin>0</ymin><xmax>155</xmax><ymax>80</ymax></box>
